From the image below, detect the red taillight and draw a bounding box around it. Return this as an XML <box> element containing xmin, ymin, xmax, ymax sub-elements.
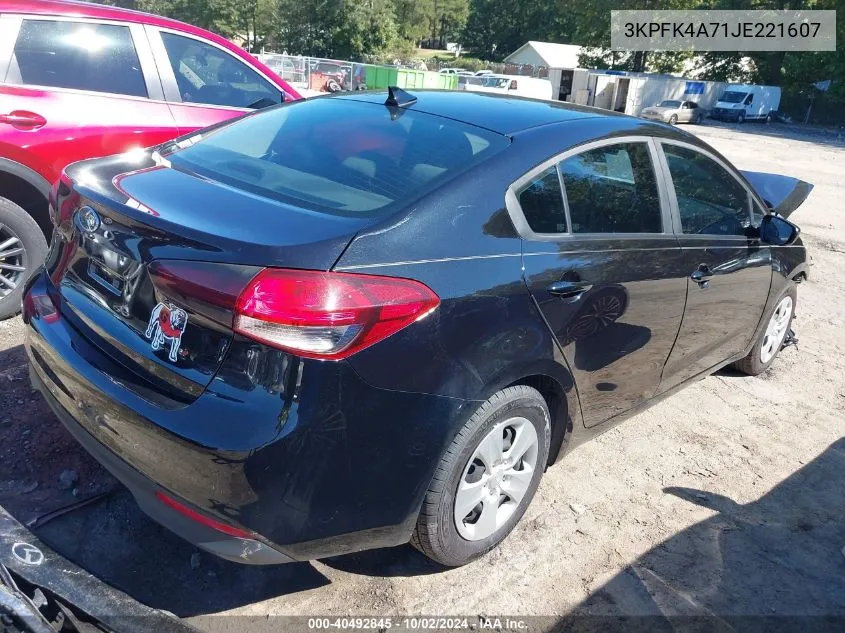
<box><xmin>24</xmin><ymin>291</ymin><xmax>59</xmax><ymax>324</ymax></box>
<box><xmin>155</xmin><ymin>491</ymin><xmax>253</xmax><ymax>539</ymax></box>
<box><xmin>234</xmin><ymin>269</ymin><xmax>439</xmax><ymax>360</ymax></box>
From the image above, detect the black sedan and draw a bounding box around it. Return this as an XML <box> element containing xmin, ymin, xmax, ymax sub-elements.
<box><xmin>23</xmin><ymin>89</ymin><xmax>810</xmax><ymax>567</ymax></box>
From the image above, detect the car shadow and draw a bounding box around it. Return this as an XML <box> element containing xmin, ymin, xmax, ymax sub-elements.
<box><xmin>34</xmin><ymin>489</ymin><xmax>331</xmax><ymax>617</ymax></box>
<box><xmin>320</xmin><ymin>544</ymin><xmax>447</xmax><ymax>577</ymax></box>
<box><xmin>552</xmin><ymin>437</ymin><xmax>845</xmax><ymax>631</ymax></box>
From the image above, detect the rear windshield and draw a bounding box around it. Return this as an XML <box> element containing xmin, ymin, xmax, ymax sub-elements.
<box><xmin>165</xmin><ymin>98</ymin><xmax>508</xmax><ymax>217</ymax></box>
<box><xmin>720</xmin><ymin>91</ymin><xmax>747</xmax><ymax>103</ymax></box>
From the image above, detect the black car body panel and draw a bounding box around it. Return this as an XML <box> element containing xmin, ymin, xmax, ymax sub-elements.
<box><xmin>26</xmin><ymin>274</ymin><xmax>470</xmax><ymax>559</ymax></box>
<box><xmin>24</xmin><ymin>91</ymin><xmax>810</xmax><ymax>563</ymax></box>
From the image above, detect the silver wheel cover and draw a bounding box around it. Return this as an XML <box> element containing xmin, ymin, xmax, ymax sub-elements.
<box><xmin>454</xmin><ymin>417</ymin><xmax>539</xmax><ymax>541</ymax></box>
<box><xmin>760</xmin><ymin>295</ymin><xmax>793</xmax><ymax>364</ymax></box>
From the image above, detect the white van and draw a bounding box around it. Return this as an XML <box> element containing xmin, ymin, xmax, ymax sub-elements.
<box><xmin>710</xmin><ymin>84</ymin><xmax>781</xmax><ymax>123</ymax></box>
<box><xmin>463</xmin><ymin>74</ymin><xmax>553</xmax><ymax>101</ymax></box>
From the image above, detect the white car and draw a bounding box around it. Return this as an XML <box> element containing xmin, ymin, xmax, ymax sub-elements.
<box><xmin>640</xmin><ymin>100</ymin><xmax>705</xmax><ymax>125</ymax></box>
<box><xmin>464</xmin><ymin>74</ymin><xmax>553</xmax><ymax>100</ymax></box>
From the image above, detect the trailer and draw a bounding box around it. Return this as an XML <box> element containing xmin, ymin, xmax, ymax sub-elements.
<box><xmin>544</xmin><ymin>68</ymin><xmax>781</xmax><ymax>122</ymax></box>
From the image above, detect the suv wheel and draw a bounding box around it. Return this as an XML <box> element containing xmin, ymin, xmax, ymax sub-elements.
<box><xmin>0</xmin><ymin>196</ymin><xmax>48</xmax><ymax>320</ymax></box>
<box><xmin>412</xmin><ymin>386</ymin><xmax>550</xmax><ymax>566</ymax></box>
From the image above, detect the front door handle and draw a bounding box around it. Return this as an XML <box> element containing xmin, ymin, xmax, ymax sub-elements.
<box><xmin>690</xmin><ymin>264</ymin><xmax>713</xmax><ymax>288</ymax></box>
<box><xmin>548</xmin><ymin>280</ymin><xmax>592</xmax><ymax>299</ymax></box>
<box><xmin>0</xmin><ymin>110</ymin><xmax>47</xmax><ymax>130</ymax></box>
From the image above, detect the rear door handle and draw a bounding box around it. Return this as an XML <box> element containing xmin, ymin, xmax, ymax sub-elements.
<box><xmin>0</xmin><ymin>110</ymin><xmax>47</xmax><ymax>130</ymax></box>
<box><xmin>548</xmin><ymin>280</ymin><xmax>592</xmax><ymax>299</ymax></box>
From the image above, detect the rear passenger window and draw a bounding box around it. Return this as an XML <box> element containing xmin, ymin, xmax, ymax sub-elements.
<box><xmin>9</xmin><ymin>20</ymin><xmax>147</xmax><ymax>98</ymax></box>
<box><xmin>663</xmin><ymin>144</ymin><xmax>751</xmax><ymax>236</ymax></box>
<box><xmin>560</xmin><ymin>142</ymin><xmax>662</xmax><ymax>233</ymax></box>
<box><xmin>518</xmin><ymin>167</ymin><xmax>567</xmax><ymax>233</ymax></box>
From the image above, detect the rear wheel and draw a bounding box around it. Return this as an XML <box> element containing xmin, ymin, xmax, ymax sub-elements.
<box><xmin>412</xmin><ymin>386</ymin><xmax>550</xmax><ymax>566</ymax></box>
<box><xmin>0</xmin><ymin>196</ymin><xmax>48</xmax><ymax>320</ymax></box>
<box><xmin>733</xmin><ymin>285</ymin><xmax>796</xmax><ymax>375</ymax></box>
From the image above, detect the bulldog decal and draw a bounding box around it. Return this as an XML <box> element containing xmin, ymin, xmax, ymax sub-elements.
<box><xmin>145</xmin><ymin>302</ymin><xmax>188</xmax><ymax>362</ymax></box>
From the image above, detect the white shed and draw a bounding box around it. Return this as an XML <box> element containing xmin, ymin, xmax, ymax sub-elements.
<box><xmin>503</xmin><ymin>41</ymin><xmax>582</xmax><ymax>69</ymax></box>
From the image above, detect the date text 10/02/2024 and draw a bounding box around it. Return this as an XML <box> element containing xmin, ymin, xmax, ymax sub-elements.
<box><xmin>306</xmin><ymin>617</ymin><xmax>529</xmax><ymax>630</ymax></box>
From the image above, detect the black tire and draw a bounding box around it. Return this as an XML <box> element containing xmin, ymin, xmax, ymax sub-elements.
<box><xmin>326</xmin><ymin>79</ymin><xmax>342</xmax><ymax>93</ymax></box>
<box><xmin>733</xmin><ymin>284</ymin><xmax>797</xmax><ymax>376</ymax></box>
<box><xmin>412</xmin><ymin>385</ymin><xmax>550</xmax><ymax>566</ymax></box>
<box><xmin>765</xmin><ymin>112</ymin><xmax>773</xmax><ymax>124</ymax></box>
<box><xmin>668</xmin><ymin>114</ymin><xmax>678</xmax><ymax>125</ymax></box>
<box><xmin>737</xmin><ymin>111</ymin><xmax>745</xmax><ymax>124</ymax></box>
<box><xmin>0</xmin><ymin>196</ymin><xmax>48</xmax><ymax>320</ymax></box>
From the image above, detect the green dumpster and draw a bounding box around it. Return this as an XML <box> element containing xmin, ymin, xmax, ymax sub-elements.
<box><xmin>363</xmin><ymin>66</ymin><xmax>457</xmax><ymax>90</ymax></box>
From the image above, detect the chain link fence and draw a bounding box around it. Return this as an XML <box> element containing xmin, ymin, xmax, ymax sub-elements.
<box><xmin>257</xmin><ymin>54</ymin><xmax>367</xmax><ymax>95</ymax></box>
<box><xmin>257</xmin><ymin>53</ymin><xmax>552</xmax><ymax>95</ymax></box>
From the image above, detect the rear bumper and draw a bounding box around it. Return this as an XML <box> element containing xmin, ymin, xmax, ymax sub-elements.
<box><xmin>30</xmin><ymin>369</ymin><xmax>292</xmax><ymax>565</ymax></box>
<box><xmin>24</xmin><ymin>270</ymin><xmax>470</xmax><ymax>563</ymax></box>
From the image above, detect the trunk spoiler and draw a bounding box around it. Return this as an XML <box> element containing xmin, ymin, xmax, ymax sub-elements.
<box><xmin>741</xmin><ymin>170</ymin><xmax>813</xmax><ymax>218</ymax></box>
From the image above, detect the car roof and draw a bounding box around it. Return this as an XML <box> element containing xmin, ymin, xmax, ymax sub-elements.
<box><xmin>335</xmin><ymin>90</ymin><xmax>623</xmax><ymax>135</ymax></box>
<box><xmin>3</xmin><ymin>0</ymin><xmax>216</xmax><ymax>35</ymax></box>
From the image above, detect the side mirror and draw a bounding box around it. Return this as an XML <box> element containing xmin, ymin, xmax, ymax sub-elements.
<box><xmin>760</xmin><ymin>214</ymin><xmax>799</xmax><ymax>245</ymax></box>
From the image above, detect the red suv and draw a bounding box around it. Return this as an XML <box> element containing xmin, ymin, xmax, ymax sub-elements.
<box><xmin>0</xmin><ymin>0</ymin><xmax>300</xmax><ymax>318</ymax></box>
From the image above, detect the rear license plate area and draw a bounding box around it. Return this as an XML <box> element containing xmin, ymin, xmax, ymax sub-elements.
<box><xmin>87</xmin><ymin>259</ymin><xmax>124</xmax><ymax>296</ymax></box>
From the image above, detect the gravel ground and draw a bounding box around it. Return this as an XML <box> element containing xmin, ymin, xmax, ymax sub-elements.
<box><xmin>0</xmin><ymin>120</ymin><xmax>843</xmax><ymax>629</ymax></box>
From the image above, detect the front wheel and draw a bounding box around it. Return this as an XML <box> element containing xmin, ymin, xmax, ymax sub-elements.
<box><xmin>412</xmin><ymin>386</ymin><xmax>550</xmax><ymax>566</ymax></box>
<box><xmin>737</xmin><ymin>111</ymin><xmax>746</xmax><ymax>124</ymax></box>
<box><xmin>668</xmin><ymin>114</ymin><xmax>678</xmax><ymax>125</ymax></box>
<box><xmin>733</xmin><ymin>285</ymin><xmax>796</xmax><ymax>375</ymax></box>
<box><xmin>0</xmin><ymin>196</ymin><xmax>48</xmax><ymax>320</ymax></box>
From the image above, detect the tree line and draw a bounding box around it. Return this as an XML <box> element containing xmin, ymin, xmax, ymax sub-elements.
<box><xmin>99</xmin><ymin>0</ymin><xmax>843</xmax><ymax>121</ymax></box>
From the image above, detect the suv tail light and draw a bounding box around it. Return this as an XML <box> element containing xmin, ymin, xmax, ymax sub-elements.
<box><xmin>234</xmin><ymin>269</ymin><xmax>439</xmax><ymax>360</ymax></box>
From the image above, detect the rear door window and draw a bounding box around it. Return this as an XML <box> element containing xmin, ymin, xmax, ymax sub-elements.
<box><xmin>559</xmin><ymin>142</ymin><xmax>663</xmax><ymax>234</ymax></box>
<box><xmin>160</xmin><ymin>32</ymin><xmax>281</xmax><ymax>108</ymax></box>
<box><xmin>9</xmin><ymin>20</ymin><xmax>147</xmax><ymax>97</ymax></box>
<box><xmin>165</xmin><ymin>98</ymin><xmax>508</xmax><ymax>216</ymax></box>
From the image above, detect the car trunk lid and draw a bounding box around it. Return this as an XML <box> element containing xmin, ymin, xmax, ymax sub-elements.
<box><xmin>46</xmin><ymin>153</ymin><xmax>367</xmax><ymax>403</ymax></box>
